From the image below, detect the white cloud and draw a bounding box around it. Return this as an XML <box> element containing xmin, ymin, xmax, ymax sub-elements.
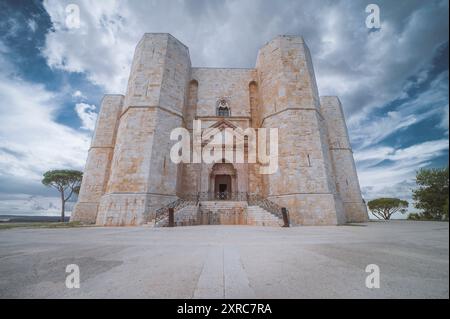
<box><xmin>355</xmin><ymin>139</ymin><xmax>449</xmax><ymax>217</ymax></box>
<box><xmin>72</xmin><ymin>90</ymin><xmax>86</xmax><ymax>99</ymax></box>
<box><xmin>40</xmin><ymin>0</ymin><xmax>449</xmax><ymax>125</ymax></box>
<box><xmin>349</xmin><ymin>71</ymin><xmax>449</xmax><ymax>148</ymax></box>
<box><xmin>75</xmin><ymin>102</ymin><xmax>97</xmax><ymax>131</ymax></box>
<box><xmin>27</xmin><ymin>19</ymin><xmax>37</xmax><ymax>32</ymax></box>
<box><xmin>42</xmin><ymin>0</ymin><xmax>136</xmax><ymax>93</ymax></box>
<box><xmin>356</xmin><ymin>139</ymin><xmax>449</xmax><ymax>170</ymax></box>
<box><xmin>0</xmin><ymin>59</ymin><xmax>90</xmax><ymax>182</ymax></box>
<box><xmin>1</xmin><ymin>17</ymin><xmax>21</xmax><ymax>39</ymax></box>
<box><xmin>438</xmin><ymin>104</ymin><xmax>449</xmax><ymax>135</ymax></box>
<box><xmin>0</xmin><ymin>52</ymin><xmax>91</xmax><ymax>214</ymax></box>
<box><xmin>0</xmin><ymin>66</ymin><xmax>90</xmax><ymax>214</ymax></box>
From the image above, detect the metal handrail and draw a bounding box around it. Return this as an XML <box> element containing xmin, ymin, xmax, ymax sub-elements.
<box><xmin>154</xmin><ymin>192</ymin><xmax>288</xmax><ymax>225</ymax></box>
<box><xmin>196</xmin><ymin>192</ymin><xmax>248</xmax><ymax>201</ymax></box>
<box><xmin>247</xmin><ymin>193</ymin><xmax>287</xmax><ymax>220</ymax></box>
<box><xmin>154</xmin><ymin>198</ymin><xmax>197</xmax><ymax>224</ymax></box>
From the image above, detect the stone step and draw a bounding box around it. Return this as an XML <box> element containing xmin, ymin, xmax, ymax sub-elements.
<box><xmin>247</xmin><ymin>205</ymin><xmax>283</xmax><ymax>227</ymax></box>
<box><xmin>200</xmin><ymin>201</ymin><xmax>247</xmax><ymax>206</ymax></box>
<box><xmin>154</xmin><ymin>202</ymin><xmax>283</xmax><ymax>227</ymax></box>
<box><xmin>200</xmin><ymin>202</ymin><xmax>247</xmax><ymax>212</ymax></box>
<box><xmin>154</xmin><ymin>204</ymin><xmax>199</xmax><ymax>227</ymax></box>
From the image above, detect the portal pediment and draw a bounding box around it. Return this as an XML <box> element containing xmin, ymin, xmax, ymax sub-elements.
<box><xmin>202</xmin><ymin>119</ymin><xmax>249</xmax><ymax>147</ymax></box>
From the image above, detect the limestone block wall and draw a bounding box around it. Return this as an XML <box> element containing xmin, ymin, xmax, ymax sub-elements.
<box><xmin>147</xmin><ymin>109</ymin><xmax>184</xmax><ymax>196</ymax></box>
<box><xmin>317</xmin><ymin>107</ymin><xmax>347</xmax><ymax>224</ymax></box>
<box><xmin>159</xmin><ymin>35</ymin><xmax>191</xmax><ymax>114</ymax></box>
<box><xmin>179</xmin><ymin>163</ymin><xmax>201</xmax><ymax>197</ymax></box>
<box><xmin>96</xmin><ymin>193</ymin><xmax>147</xmax><ymax>226</ymax></box>
<box><xmin>256</xmin><ymin>36</ymin><xmax>321</xmax><ymax>121</ymax></box>
<box><xmin>70</xmin><ymin>95</ymin><xmax>123</xmax><ymax>223</ymax></box>
<box><xmin>248</xmin><ymin>163</ymin><xmax>262</xmax><ymax>195</ymax></box>
<box><xmin>320</xmin><ymin>96</ymin><xmax>368</xmax><ymax>222</ymax></box>
<box><xmin>105</xmin><ymin>108</ymin><xmax>157</xmax><ymax>193</ymax></box>
<box><xmin>174</xmin><ymin>204</ymin><xmax>199</xmax><ymax>226</ymax></box>
<box><xmin>199</xmin><ymin>201</ymin><xmax>247</xmax><ymax>225</ymax></box>
<box><xmin>262</xmin><ymin>111</ymin><xmax>341</xmax><ymax>225</ymax></box>
<box><xmin>96</xmin><ymin>33</ymin><xmax>191</xmax><ymax>226</ymax></box>
<box><xmin>184</xmin><ymin>79</ymin><xmax>198</xmax><ymax>130</ymax></box>
<box><xmin>192</xmin><ymin>68</ymin><xmax>256</xmax><ymax>118</ymax></box>
<box><xmin>124</xmin><ymin>34</ymin><xmax>169</xmax><ymax>109</ymax></box>
<box><xmin>256</xmin><ymin>35</ymin><xmax>343</xmax><ymax>225</ymax></box>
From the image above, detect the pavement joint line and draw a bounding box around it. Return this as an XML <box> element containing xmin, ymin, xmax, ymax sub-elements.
<box><xmin>0</xmin><ymin>223</ymin><xmax>448</xmax><ymax>298</ymax></box>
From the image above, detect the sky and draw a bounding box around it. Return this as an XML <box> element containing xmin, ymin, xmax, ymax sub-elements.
<box><xmin>0</xmin><ymin>0</ymin><xmax>448</xmax><ymax>218</ymax></box>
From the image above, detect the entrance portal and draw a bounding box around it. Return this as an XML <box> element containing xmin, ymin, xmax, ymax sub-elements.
<box><xmin>215</xmin><ymin>175</ymin><xmax>231</xmax><ymax>199</ymax></box>
<box><xmin>209</xmin><ymin>162</ymin><xmax>237</xmax><ymax>200</ymax></box>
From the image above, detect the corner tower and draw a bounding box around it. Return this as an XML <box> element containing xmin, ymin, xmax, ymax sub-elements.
<box><xmin>256</xmin><ymin>35</ymin><xmax>345</xmax><ymax>225</ymax></box>
<box><xmin>95</xmin><ymin>33</ymin><xmax>191</xmax><ymax>226</ymax></box>
<box><xmin>71</xmin><ymin>95</ymin><xmax>123</xmax><ymax>223</ymax></box>
<box><xmin>320</xmin><ymin>96</ymin><xmax>368</xmax><ymax>222</ymax></box>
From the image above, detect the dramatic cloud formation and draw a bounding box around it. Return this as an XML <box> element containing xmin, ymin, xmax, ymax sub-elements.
<box><xmin>75</xmin><ymin>103</ymin><xmax>97</xmax><ymax>131</ymax></box>
<box><xmin>0</xmin><ymin>0</ymin><xmax>448</xmax><ymax>217</ymax></box>
<box><xmin>0</xmin><ymin>49</ymin><xmax>90</xmax><ymax>211</ymax></box>
<box><xmin>41</xmin><ymin>0</ymin><xmax>449</xmax><ymax>114</ymax></box>
<box><xmin>0</xmin><ymin>61</ymin><xmax>90</xmax><ymax>181</ymax></box>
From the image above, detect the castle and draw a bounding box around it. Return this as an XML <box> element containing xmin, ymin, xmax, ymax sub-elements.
<box><xmin>71</xmin><ymin>33</ymin><xmax>368</xmax><ymax>226</ymax></box>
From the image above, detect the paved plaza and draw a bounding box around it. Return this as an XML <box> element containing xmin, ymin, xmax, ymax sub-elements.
<box><xmin>0</xmin><ymin>221</ymin><xmax>448</xmax><ymax>298</ymax></box>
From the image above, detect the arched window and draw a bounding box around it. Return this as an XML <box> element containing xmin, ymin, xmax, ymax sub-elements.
<box><xmin>249</xmin><ymin>81</ymin><xmax>259</xmax><ymax>123</ymax></box>
<box><xmin>217</xmin><ymin>106</ymin><xmax>230</xmax><ymax>117</ymax></box>
<box><xmin>185</xmin><ymin>80</ymin><xmax>198</xmax><ymax>128</ymax></box>
<box><xmin>216</xmin><ymin>98</ymin><xmax>230</xmax><ymax>117</ymax></box>
<box><xmin>188</xmin><ymin>80</ymin><xmax>198</xmax><ymax>107</ymax></box>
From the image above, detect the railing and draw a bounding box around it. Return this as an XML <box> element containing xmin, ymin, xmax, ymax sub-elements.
<box><xmin>196</xmin><ymin>192</ymin><xmax>248</xmax><ymax>201</ymax></box>
<box><xmin>196</xmin><ymin>192</ymin><xmax>287</xmax><ymax>221</ymax></box>
<box><xmin>153</xmin><ymin>192</ymin><xmax>289</xmax><ymax>226</ymax></box>
<box><xmin>154</xmin><ymin>197</ymin><xmax>197</xmax><ymax>225</ymax></box>
<box><xmin>247</xmin><ymin>193</ymin><xmax>287</xmax><ymax>221</ymax></box>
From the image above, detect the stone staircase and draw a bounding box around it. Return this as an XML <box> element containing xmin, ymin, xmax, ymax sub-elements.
<box><xmin>247</xmin><ymin>206</ymin><xmax>284</xmax><ymax>227</ymax></box>
<box><xmin>199</xmin><ymin>201</ymin><xmax>247</xmax><ymax>225</ymax></box>
<box><xmin>199</xmin><ymin>201</ymin><xmax>247</xmax><ymax>213</ymax></box>
<box><xmin>153</xmin><ymin>204</ymin><xmax>199</xmax><ymax>227</ymax></box>
<box><xmin>151</xmin><ymin>194</ymin><xmax>287</xmax><ymax>227</ymax></box>
<box><xmin>173</xmin><ymin>204</ymin><xmax>199</xmax><ymax>226</ymax></box>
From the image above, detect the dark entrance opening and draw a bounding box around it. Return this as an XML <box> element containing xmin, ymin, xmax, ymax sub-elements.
<box><xmin>215</xmin><ymin>175</ymin><xmax>231</xmax><ymax>200</ymax></box>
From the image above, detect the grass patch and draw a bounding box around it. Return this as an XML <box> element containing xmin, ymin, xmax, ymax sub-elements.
<box><xmin>0</xmin><ymin>221</ymin><xmax>88</xmax><ymax>230</ymax></box>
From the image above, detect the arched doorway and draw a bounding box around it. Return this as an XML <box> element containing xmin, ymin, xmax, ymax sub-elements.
<box><xmin>209</xmin><ymin>163</ymin><xmax>237</xmax><ymax>200</ymax></box>
<box><xmin>215</xmin><ymin>175</ymin><xmax>231</xmax><ymax>199</ymax></box>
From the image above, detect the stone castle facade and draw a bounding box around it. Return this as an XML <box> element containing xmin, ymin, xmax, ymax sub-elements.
<box><xmin>71</xmin><ymin>33</ymin><xmax>368</xmax><ymax>226</ymax></box>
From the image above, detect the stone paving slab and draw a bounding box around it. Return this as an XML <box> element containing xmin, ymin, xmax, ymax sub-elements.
<box><xmin>0</xmin><ymin>221</ymin><xmax>448</xmax><ymax>298</ymax></box>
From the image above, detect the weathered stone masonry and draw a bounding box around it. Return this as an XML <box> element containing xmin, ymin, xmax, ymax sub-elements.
<box><xmin>71</xmin><ymin>33</ymin><xmax>368</xmax><ymax>226</ymax></box>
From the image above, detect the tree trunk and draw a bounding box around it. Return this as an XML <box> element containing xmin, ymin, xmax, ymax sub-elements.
<box><xmin>60</xmin><ymin>190</ymin><xmax>65</xmax><ymax>222</ymax></box>
<box><xmin>384</xmin><ymin>208</ymin><xmax>390</xmax><ymax>220</ymax></box>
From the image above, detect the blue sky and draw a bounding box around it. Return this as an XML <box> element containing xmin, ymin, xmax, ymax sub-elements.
<box><xmin>0</xmin><ymin>0</ymin><xmax>448</xmax><ymax>218</ymax></box>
